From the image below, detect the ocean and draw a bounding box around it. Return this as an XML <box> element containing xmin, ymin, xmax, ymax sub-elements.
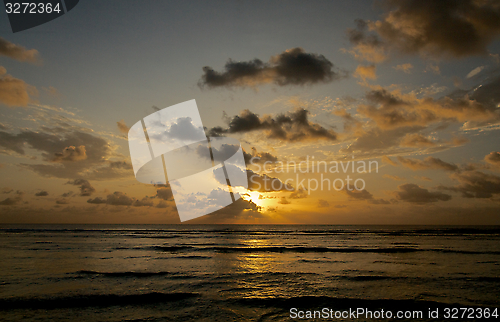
<box><xmin>0</xmin><ymin>225</ymin><xmax>499</xmax><ymax>321</ymax></box>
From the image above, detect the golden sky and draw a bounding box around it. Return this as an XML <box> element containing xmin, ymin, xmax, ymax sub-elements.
<box><xmin>1</xmin><ymin>0</ymin><xmax>500</xmax><ymax>224</ymax></box>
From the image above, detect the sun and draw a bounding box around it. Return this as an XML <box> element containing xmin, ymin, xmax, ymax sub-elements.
<box><xmin>239</xmin><ymin>190</ymin><xmax>270</xmax><ymax>208</ymax></box>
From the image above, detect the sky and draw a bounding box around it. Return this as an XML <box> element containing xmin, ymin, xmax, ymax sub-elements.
<box><xmin>1</xmin><ymin>0</ymin><xmax>500</xmax><ymax>224</ymax></box>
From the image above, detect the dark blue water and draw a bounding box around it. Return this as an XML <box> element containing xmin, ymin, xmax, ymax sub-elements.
<box><xmin>0</xmin><ymin>225</ymin><xmax>499</xmax><ymax>321</ymax></box>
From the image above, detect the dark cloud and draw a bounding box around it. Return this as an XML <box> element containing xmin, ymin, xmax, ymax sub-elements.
<box><xmin>198</xmin><ymin>143</ymin><xmax>279</xmax><ymax>166</ymax></box>
<box><xmin>470</xmin><ymin>75</ymin><xmax>500</xmax><ymax>108</ymax></box>
<box><xmin>393</xmin><ymin>183</ymin><xmax>452</xmax><ymax>203</ymax></box>
<box><xmin>188</xmin><ymin>198</ymin><xmax>262</xmax><ymax>223</ymax></box>
<box><xmin>0</xmin><ymin>128</ymin><xmax>131</xmax><ymax>180</ymax></box>
<box><xmin>485</xmin><ymin>152</ymin><xmax>500</xmax><ymax>169</ymax></box>
<box><xmin>212</xmin><ymin>163</ymin><xmax>292</xmax><ymax>192</ymax></box>
<box><xmin>35</xmin><ymin>191</ymin><xmax>48</xmax><ymax>197</ymax></box>
<box><xmin>441</xmin><ymin>171</ymin><xmax>500</xmax><ymax>199</ymax></box>
<box><xmin>318</xmin><ymin>199</ymin><xmax>330</xmax><ymax>208</ymax></box>
<box><xmin>244</xmin><ymin>147</ymin><xmax>279</xmax><ymax>165</ymax></box>
<box><xmin>51</xmin><ymin>145</ymin><xmax>87</xmax><ymax>162</ymax></box>
<box><xmin>207</xmin><ymin>109</ymin><xmax>337</xmax><ymax>142</ymax></box>
<box><xmin>344</xmin><ymin>188</ymin><xmax>374</xmax><ymax>200</ymax></box>
<box><xmin>289</xmin><ymin>188</ymin><xmax>308</xmax><ymax>199</ymax></box>
<box><xmin>199</xmin><ymin>48</ymin><xmax>345</xmax><ymax>89</ymax></box>
<box><xmin>117</xmin><ymin>120</ymin><xmax>129</xmax><ymax>134</ymax></box>
<box><xmin>246</xmin><ymin>169</ymin><xmax>293</xmax><ymax>192</ymax></box>
<box><xmin>56</xmin><ymin>198</ymin><xmax>69</xmax><ymax>205</ymax></box>
<box><xmin>397</xmin><ymin>156</ymin><xmax>458</xmax><ymax>172</ymax></box>
<box><xmin>0</xmin><ymin>190</ymin><xmax>23</xmax><ymax>205</ymax></box>
<box><xmin>343</xmin><ymin>188</ymin><xmax>390</xmax><ymax>204</ymax></box>
<box><xmin>0</xmin><ymin>37</ymin><xmax>40</xmax><ymax>63</ymax></box>
<box><xmin>132</xmin><ymin>197</ymin><xmax>154</xmax><ymax>207</ymax></box>
<box><xmin>347</xmin><ymin>0</ymin><xmax>500</xmax><ymax>61</ymax></box>
<box><xmin>61</xmin><ymin>191</ymin><xmax>74</xmax><ymax>197</ymax></box>
<box><xmin>154</xmin><ymin>183</ymin><xmax>173</xmax><ymax>201</ymax></box>
<box><xmin>0</xmin><ymin>129</ymin><xmax>107</xmax><ymax>159</ymax></box>
<box><xmin>86</xmin><ymin>197</ymin><xmax>106</xmax><ymax>204</ymax></box>
<box><xmin>67</xmin><ymin>179</ymin><xmax>95</xmax><ymax>196</ymax></box>
<box><xmin>88</xmin><ymin>192</ymin><xmax>155</xmax><ymax>207</ymax></box>
<box><xmin>156</xmin><ymin>200</ymin><xmax>169</xmax><ymax>208</ymax></box>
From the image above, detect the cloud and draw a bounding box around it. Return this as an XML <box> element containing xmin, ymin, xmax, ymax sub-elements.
<box><xmin>426</xmin><ymin>64</ymin><xmax>441</xmax><ymax>75</ymax></box>
<box><xmin>343</xmin><ymin>188</ymin><xmax>390</xmax><ymax>204</ymax></box>
<box><xmin>0</xmin><ymin>70</ymin><xmax>34</xmax><ymax>107</ymax></box>
<box><xmin>467</xmin><ymin>66</ymin><xmax>485</xmax><ymax>78</ymax></box>
<box><xmin>359</xmin><ymin>88</ymin><xmax>500</xmax><ymax>130</ymax></box>
<box><xmin>317</xmin><ymin>199</ymin><xmax>330</xmax><ymax>208</ymax></box>
<box><xmin>87</xmin><ymin>191</ymin><xmax>153</xmax><ymax>207</ymax></box>
<box><xmin>86</xmin><ymin>197</ymin><xmax>106</xmax><ymax>204</ymax></box>
<box><xmin>61</xmin><ymin>191</ymin><xmax>74</xmax><ymax>197</ymax></box>
<box><xmin>155</xmin><ymin>183</ymin><xmax>173</xmax><ymax>201</ymax></box>
<box><xmin>243</xmin><ymin>147</ymin><xmax>279</xmax><ymax>165</ymax></box>
<box><xmin>156</xmin><ymin>200</ymin><xmax>169</xmax><ymax>208</ymax></box>
<box><xmin>344</xmin><ymin>188</ymin><xmax>373</xmax><ymax>200</ymax></box>
<box><xmin>278</xmin><ymin>197</ymin><xmax>291</xmax><ymax>204</ymax></box>
<box><xmin>397</xmin><ymin>156</ymin><xmax>458</xmax><ymax>172</ymax></box>
<box><xmin>289</xmin><ymin>188</ymin><xmax>308</xmax><ymax>199</ymax></box>
<box><xmin>393</xmin><ymin>183</ymin><xmax>451</xmax><ymax>203</ymax></box>
<box><xmin>1</xmin><ymin>187</ymin><xmax>13</xmax><ymax>194</ymax></box>
<box><xmin>199</xmin><ymin>47</ymin><xmax>344</xmax><ymax>89</ymax></box>
<box><xmin>393</xmin><ymin>64</ymin><xmax>413</xmax><ymax>73</ymax></box>
<box><xmin>189</xmin><ymin>198</ymin><xmax>262</xmax><ymax>223</ymax></box>
<box><xmin>35</xmin><ymin>191</ymin><xmax>48</xmax><ymax>196</ymax></box>
<box><xmin>347</xmin><ymin>0</ymin><xmax>500</xmax><ymax>61</ymax></box>
<box><xmin>354</xmin><ymin>64</ymin><xmax>377</xmax><ymax>81</ymax></box>
<box><xmin>469</xmin><ymin>75</ymin><xmax>500</xmax><ymax>108</ymax></box>
<box><xmin>212</xmin><ymin>165</ymin><xmax>292</xmax><ymax>192</ymax></box>
<box><xmin>485</xmin><ymin>152</ymin><xmax>500</xmax><ymax>169</ymax></box>
<box><xmin>381</xmin><ymin>156</ymin><xmax>398</xmax><ymax>166</ymax></box>
<box><xmin>67</xmin><ymin>179</ymin><xmax>95</xmax><ymax>196</ymax></box>
<box><xmin>399</xmin><ymin>133</ymin><xmax>436</xmax><ymax>147</ymax></box>
<box><xmin>207</xmin><ymin>108</ymin><xmax>337</xmax><ymax>142</ymax></box>
<box><xmin>51</xmin><ymin>145</ymin><xmax>87</xmax><ymax>162</ymax></box>
<box><xmin>0</xmin><ymin>37</ymin><xmax>40</xmax><ymax>63</ymax></box>
<box><xmin>246</xmin><ymin>169</ymin><xmax>293</xmax><ymax>192</ymax></box>
<box><xmin>132</xmin><ymin>197</ymin><xmax>154</xmax><ymax>207</ymax></box>
<box><xmin>342</xmin><ymin>126</ymin><xmax>425</xmax><ymax>155</ymax></box>
<box><xmin>43</xmin><ymin>86</ymin><xmax>60</xmax><ymax>97</ymax></box>
<box><xmin>56</xmin><ymin>198</ymin><xmax>69</xmax><ymax>205</ymax></box>
<box><xmin>441</xmin><ymin>170</ymin><xmax>500</xmax><ymax>199</ymax></box>
<box><xmin>0</xmin><ymin>190</ymin><xmax>23</xmax><ymax>206</ymax></box>
<box><xmin>117</xmin><ymin>120</ymin><xmax>129</xmax><ymax>134</ymax></box>
<box><xmin>383</xmin><ymin>174</ymin><xmax>405</xmax><ymax>181</ymax></box>
<box><xmin>0</xmin><ymin>128</ymin><xmax>131</xmax><ymax>180</ymax></box>
<box><xmin>414</xmin><ymin>176</ymin><xmax>432</xmax><ymax>182</ymax></box>
<box><xmin>333</xmin><ymin>108</ymin><xmax>363</xmax><ymax>134</ymax></box>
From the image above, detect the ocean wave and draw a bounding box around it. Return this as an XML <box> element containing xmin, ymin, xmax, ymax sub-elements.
<box><xmin>0</xmin><ymin>292</ymin><xmax>199</xmax><ymax>310</ymax></box>
<box><xmin>151</xmin><ymin>245</ymin><xmax>500</xmax><ymax>254</ymax></box>
<box><xmin>75</xmin><ymin>270</ymin><xmax>177</xmax><ymax>277</ymax></box>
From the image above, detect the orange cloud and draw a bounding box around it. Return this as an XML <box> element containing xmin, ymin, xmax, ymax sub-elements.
<box><xmin>0</xmin><ymin>37</ymin><xmax>40</xmax><ymax>63</ymax></box>
<box><xmin>354</xmin><ymin>64</ymin><xmax>377</xmax><ymax>81</ymax></box>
